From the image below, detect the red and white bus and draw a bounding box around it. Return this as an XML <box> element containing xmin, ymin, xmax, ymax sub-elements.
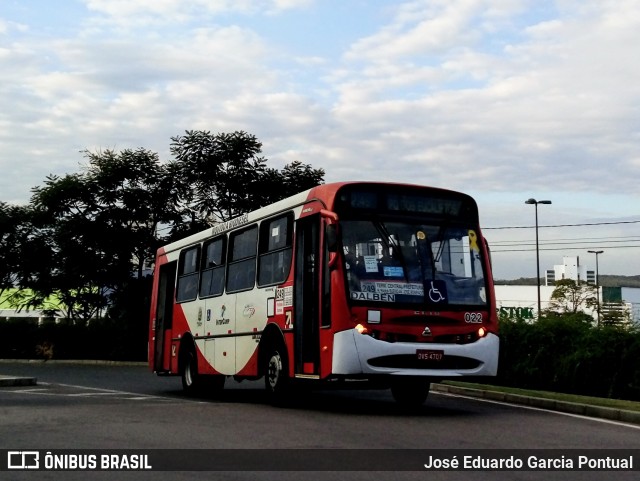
<box><xmin>149</xmin><ymin>182</ymin><xmax>499</xmax><ymax>405</ymax></box>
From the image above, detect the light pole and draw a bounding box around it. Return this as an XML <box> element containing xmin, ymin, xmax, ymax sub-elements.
<box><xmin>588</xmin><ymin>250</ymin><xmax>603</xmax><ymax>326</ymax></box>
<box><xmin>525</xmin><ymin>198</ymin><xmax>552</xmax><ymax>317</ymax></box>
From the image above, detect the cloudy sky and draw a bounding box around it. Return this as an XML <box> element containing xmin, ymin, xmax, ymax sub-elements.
<box><xmin>1</xmin><ymin>0</ymin><xmax>638</xmax><ymax>279</ymax></box>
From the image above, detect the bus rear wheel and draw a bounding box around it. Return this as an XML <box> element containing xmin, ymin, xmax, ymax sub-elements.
<box><xmin>181</xmin><ymin>348</ymin><xmax>201</xmax><ymax>394</ymax></box>
<box><xmin>264</xmin><ymin>347</ymin><xmax>289</xmax><ymax>402</ymax></box>
<box><xmin>390</xmin><ymin>377</ymin><xmax>430</xmax><ymax>407</ymax></box>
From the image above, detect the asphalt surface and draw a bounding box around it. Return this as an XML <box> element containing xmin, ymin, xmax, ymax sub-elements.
<box><xmin>1</xmin><ymin>359</ymin><xmax>639</xmax><ymax>425</ymax></box>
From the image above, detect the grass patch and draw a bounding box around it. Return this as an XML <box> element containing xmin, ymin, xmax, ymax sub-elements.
<box><xmin>442</xmin><ymin>381</ymin><xmax>640</xmax><ymax>413</ymax></box>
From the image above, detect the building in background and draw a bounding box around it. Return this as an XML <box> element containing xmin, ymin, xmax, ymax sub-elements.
<box><xmin>545</xmin><ymin>256</ymin><xmax>595</xmax><ymax>286</ymax></box>
<box><xmin>497</xmin><ymin>256</ymin><xmax>639</xmax><ymax>325</ymax></box>
<box><xmin>0</xmin><ymin>289</ymin><xmax>63</xmax><ymax>323</ymax></box>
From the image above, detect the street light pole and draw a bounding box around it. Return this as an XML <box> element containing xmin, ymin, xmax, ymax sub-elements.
<box><xmin>588</xmin><ymin>250</ymin><xmax>604</xmax><ymax>326</ymax></box>
<box><xmin>525</xmin><ymin>198</ymin><xmax>552</xmax><ymax>318</ymax></box>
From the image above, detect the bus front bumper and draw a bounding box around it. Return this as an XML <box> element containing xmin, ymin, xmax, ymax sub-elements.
<box><xmin>331</xmin><ymin>329</ymin><xmax>499</xmax><ymax>378</ymax></box>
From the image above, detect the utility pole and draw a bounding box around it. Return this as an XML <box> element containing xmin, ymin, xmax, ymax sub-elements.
<box><xmin>525</xmin><ymin>198</ymin><xmax>552</xmax><ymax>317</ymax></box>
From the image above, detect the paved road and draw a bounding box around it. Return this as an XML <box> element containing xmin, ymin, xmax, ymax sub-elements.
<box><xmin>0</xmin><ymin>361</ymin><xmax>638</xmax><ymax>481</ymax></box>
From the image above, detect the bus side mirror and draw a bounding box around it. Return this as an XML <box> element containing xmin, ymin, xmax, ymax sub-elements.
<box><xmin>320</xmin><ymin>209</ymin><xmax>339</xmax><ymax>253</ymax></box>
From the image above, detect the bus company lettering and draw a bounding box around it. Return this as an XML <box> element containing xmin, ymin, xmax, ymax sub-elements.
<box><xmin>212</xmin><ymin>214</ymin><xmax>249</xmax><ymax>236</ymax></box>
<box><xmin>351</xmin><ymin>292</ymin><xmax>396</xmax><ymax>302</ymax></box>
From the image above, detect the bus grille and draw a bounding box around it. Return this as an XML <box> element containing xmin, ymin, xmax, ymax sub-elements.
<box><xmin>367</xmin><ymin>354</ymin><xmax>481</xmax><ymax>370</ymax></box>
<box><xmin>371</xmin><ymin>331</ymin><xmax>482</xmax><ymax>345</ymax></box>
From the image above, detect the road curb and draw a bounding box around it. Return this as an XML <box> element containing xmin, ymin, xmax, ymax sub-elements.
<box><xmin>0</xmin><ymin>359</ymin><xmax>146</xmax><ymax>387</ymax></box>
<box><xmin>432</xmin><ymin>383</ymin><xmax>640</xmax><ymax>425</ymax></box>
<box><xmin>0</xmin><ymin>359</ymin><xmax>147</xmax><ymax>366</ymax></box>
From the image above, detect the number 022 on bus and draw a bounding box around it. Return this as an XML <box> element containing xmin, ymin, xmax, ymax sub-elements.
<box><xmin>148</xmin><ymin>182</ymin><xmax>499</xmax><ymax>406</ymax></box>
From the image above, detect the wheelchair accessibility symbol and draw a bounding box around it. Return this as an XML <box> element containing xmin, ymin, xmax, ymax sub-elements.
<box><xmin>428</xmin><ymin>281</ymin><xmax>446</xmax><ymax>303</ymax></box>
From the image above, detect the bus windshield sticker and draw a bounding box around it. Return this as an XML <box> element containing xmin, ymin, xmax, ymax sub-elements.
<box><xmin>360</xmin><ymin>281</ymin><xmax>424</xmax><ymax>296</ymax></box>
<box><xmin>363</xmin><ymin>255</ymin><xmax>378</xmax><ymax>273</ymax></box>
<box><xmin>283</xmin><ymin>286</ymin><xmax>293</xmax><ymax>307</ymax></box>
<box><xmin>427</xmin><ymin>280</ymin><xmax>447</xmax><ymax>304</ymax></box>
<box><xmin>383</xmin><ymin>266</ymin><xmax>404</xmax><ymax>277</ymax></box>
<box><xmin>351</xmin><ymin>292</ymin><xmax>396</xmax><ymax>302</ymax></box>
<box><xmin>468</xmin><ymin>230</ymin><xmax>479</xmax><ymax>252</ymax></box>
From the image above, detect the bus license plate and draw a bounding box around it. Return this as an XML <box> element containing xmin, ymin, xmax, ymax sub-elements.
<box><xmin>417</xmin><ymin>349</ymin><xmax>444</xmax><ymax>361</ymax></box>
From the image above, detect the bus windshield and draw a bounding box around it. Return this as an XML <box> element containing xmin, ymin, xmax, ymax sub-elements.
<box><xmin>341</xmin><ymin>220</ymin><xmax>487</xmax><ymax>306</ymax></box>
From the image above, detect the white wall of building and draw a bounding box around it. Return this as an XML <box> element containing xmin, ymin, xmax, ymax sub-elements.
<box><xmin>495</xmin><ymin>284</ymin><xmax>640</xmax><ymax>325</ymax></box>
<box><xmin>546</xmin><ymin>256</ymin><xmax>594</xmax><ymax>286</ymax></box>
<box><xmin>495</xmin><ymin>285</ymin><xmax>561</xmax><ymax>320</ymax></box>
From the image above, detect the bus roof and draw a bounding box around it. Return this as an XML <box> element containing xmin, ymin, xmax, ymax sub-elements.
<box><xmin>158</xmin><ymin>181</ymin><xmax>473</xmax><ymax>254</ymax></box>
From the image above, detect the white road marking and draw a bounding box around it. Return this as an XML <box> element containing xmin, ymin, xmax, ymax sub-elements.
<box><xmin>3</xmin><ymin>381</ymin><xmax>205</xmax><ymax>403</ymax></box>
<box><xmin>432</xmin><ymin>391</ymin><xmax>640</xmax><ymax>430</ymax></box>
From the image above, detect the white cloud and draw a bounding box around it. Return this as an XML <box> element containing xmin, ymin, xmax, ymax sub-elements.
<box><xmin>82</xmin><ymin>0</ymin><xmax>315</xmax><ymax>26</ymax></box>
<box><xmin>0</xmin><ymin>0</ymin><xmax>639</xmax><ymax>276</ymax></box>
<box><xmin>326</xmin><ymin>0</ymin><xmax>640</xmax><ymax>198</ymax></box>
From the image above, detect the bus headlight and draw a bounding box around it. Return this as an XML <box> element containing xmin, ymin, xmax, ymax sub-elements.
<box><xmin>355</xmin><ymin>324</ymin><xmax>369</xmax><ymax>335</ymax></box>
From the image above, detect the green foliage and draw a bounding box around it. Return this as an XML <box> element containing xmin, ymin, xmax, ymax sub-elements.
<box><xmin>547</xmin><ymin>279</ymin><xmax>597</xmax><ymax>315</ymax></box>
<box><xmin>170</xmin><ymin>130</ymin><xmax>267</xmax><ymax>224</ymax></box>
<box><xmin>0</xmin><ymin>279</ymin><xmax>152</xmax><ymax>360</ymax></box>
<box><xmin>498</xmin><ymin>314</ymin><xmax>640</xmax><ymax>400</ymax></box>
<box><xmin>0</xmin><ymin>203</ymin><xmax>39</xmax><ymax>295</ymax></box>
<box><xmin>168</xmin><ymin>130</ymin><xmax>325</xmax><ymax>238</ymax></box>
<box><xmin>0</xmin><ymin>318</ymin><xmax>147</xmax><ymax>361</ymax></box>
<box><xmin>1</xmin><ymin>130</ymin><xmax>324</xmax><ymax>352</ymax></box>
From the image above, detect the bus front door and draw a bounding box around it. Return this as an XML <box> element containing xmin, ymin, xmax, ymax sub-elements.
<box><xmin>294</xmin><ymin>216</ymin><xmax>321</xmax><ymax>377</ymax></box>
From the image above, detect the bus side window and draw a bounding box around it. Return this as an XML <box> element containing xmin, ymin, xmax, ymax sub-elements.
<box><xmin>200</xmin><ymin>236</ymin><xmax>226</xmax><ymax>298</ymax></box>
<box><xmin>176</xmin><ymin>245</ymin><xmax>200</xmax><ymax>303</ymax></box>
<box><xmin>226</xmin><ymin>225</ymin><xmax>258</xmax><ymax>293</ymax></box>
<box><xmin>258</xmin><ymin>213</ymin><xmax>293</xmax><ymax>287</ymax></box>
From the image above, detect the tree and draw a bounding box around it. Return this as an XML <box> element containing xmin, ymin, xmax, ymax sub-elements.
<box><xmin>0</xmin><ymin>203</ymin><xmax>57</xmax><ymax>315</ymax></box>
<box><xmin>252</xmin><ymin>160</ymin><xmax>326</xmax><ymax>207</ymax></box>
<box><xmin>82</xmin><ymin>148</ymin><xmax>178</xmax><ymax>278</ymax></box>
<box><xmin>280</xmin><ymin>160</ymin><xmax>325</xmax><ymax>197</ymax></box>
<box><xmin>547</xmin><ymin>279</ymin><xmax>598</xmax><ymax>317</ymax></box>
<box><xmin>0</xmin><ymin>202</ymin><xmax>29</xmax><ymax>297</ymax></box>
<box><xmin>26</xmin><ymin>173</ymin><xmax>113</xmax><ymax>322</ymax></box>
<box><xmin>5</xmin><ymin>130</ymin><xmax>324</xmax><ymax>339</ymax></box>
<box><xmin>169</xmin><ymin>130</ymin><xmax>267</xmax><ymax>226</ymax></box>
<box><xmin>25</xmin><ymin>149</ymin><xmax>176</xmax><ymax>323</ymax></box>
<box><xmin>169</xmin><ymin>131</ymin><xmax>325</xmax><ymax>237</ymax></box>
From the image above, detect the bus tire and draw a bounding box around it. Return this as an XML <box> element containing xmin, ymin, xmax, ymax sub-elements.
<box><xmin>264</xmin><ymin>346</ymin><xmax>289</xmax><ymax>403</ymax></box>
<box><xmin>181</xmin><ymin>347</ymin><xmax>201</xmax><ymax>395</ymax></box>
<box><xmin>390</xmin><ymin>377</ymin><xmax>430</xmax><ymax>407</ymax></box>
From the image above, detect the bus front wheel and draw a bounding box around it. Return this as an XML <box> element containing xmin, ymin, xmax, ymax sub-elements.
<box><xmin>390</xmin><ymin>377</ymin><xmax>430</xmax><ymax>407</ymax></box>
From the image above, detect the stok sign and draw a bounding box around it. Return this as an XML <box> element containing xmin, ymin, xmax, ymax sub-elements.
<box><xmin>499</xmin><ymin>306</ymin><xmax>535</xmax><ymax>319</ymax></box>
